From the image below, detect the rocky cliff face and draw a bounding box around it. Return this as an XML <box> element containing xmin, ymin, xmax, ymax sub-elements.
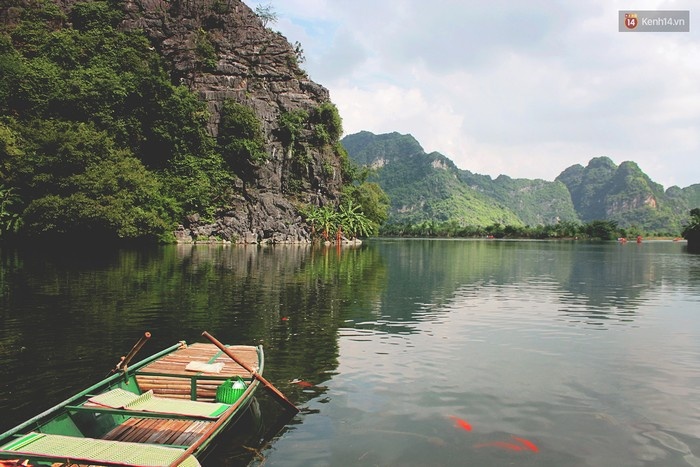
<box><xmin>108</xmin><ymin>0</ymin><xmax>344</xmax><ymax>243</ymax></box>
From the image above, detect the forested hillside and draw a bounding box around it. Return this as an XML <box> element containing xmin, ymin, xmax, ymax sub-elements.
<box><xmin>556</xmin><ymin>157</ymin><xmax>688</xmax><ymax>233</ymax></box>
<box><xmin>0</xmin><ymin>0</ymin><xmax>359</xmax><ymax>244</ymax></box>
<box><xmin>342</xmin><ymin>131</ymin><xmax>699</xmax><ymax>235</ymax></box>
<box><xmin>341</xmin><ymin>132</ymin><xmax>523</xmax><ymax>228</ymax></box>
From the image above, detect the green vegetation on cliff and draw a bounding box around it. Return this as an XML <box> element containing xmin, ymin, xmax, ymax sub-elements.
<box><xmin>0</xmin><ymin>0</ymin><xmax>375</xmax><ymax>244</ymax></box>
<box><xmin>682</xmin><ymin>208</ymin><xmax>700</xmax><ymax>252</ymax></box>
<box><xmin>556</xmin><ymin>157</ymin><xmax>683</xmax><ymax>234</ymax></box>
<box><xmin>343</xmin><ymin>132</ymin><xmax>698</xmax><ymax>236</ymax></box>
<box><xmin>0</xmin><ymin>0</ymin><xmax>237</xmax><ymax>241</ymax></box>
<box><xmin>341</xmin><ymin>132</ymin><xmax>524</xmax><ymax>228</ymax></box>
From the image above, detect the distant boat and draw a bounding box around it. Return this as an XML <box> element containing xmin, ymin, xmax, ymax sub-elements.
<box><xmin>0</xmin><ymin>333</ymin><xmax>265</xmax><ymax>467</ymax></box>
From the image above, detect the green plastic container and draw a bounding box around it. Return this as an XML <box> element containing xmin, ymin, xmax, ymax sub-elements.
<box><xmin>216</xmin><ymin>376</ymin><xmax>247</xmax><ymax>404</ymax></box>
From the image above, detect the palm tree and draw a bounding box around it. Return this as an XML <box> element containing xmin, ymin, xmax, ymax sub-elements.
<box><xmin>301</xmin><ymin>205</ymin><xmax>333</xmax><ymax>241</ymax></box>
<box><xmin>338</xmin><ymin>200</ymin><xmax>372</xmax><ymax>240</ymax></box>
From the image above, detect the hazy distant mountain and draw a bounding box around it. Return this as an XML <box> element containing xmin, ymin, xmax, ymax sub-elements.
<box><xmin>342</xmin><ymin>131</ymin><xmax>699</xmax><ymax>233</ymax></box>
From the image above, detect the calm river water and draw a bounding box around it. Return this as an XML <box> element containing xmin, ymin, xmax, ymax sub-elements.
<box><xmin>1</xmin><ymin>239</ymin><xmax>699</xmax><ymax>466</ymax></box>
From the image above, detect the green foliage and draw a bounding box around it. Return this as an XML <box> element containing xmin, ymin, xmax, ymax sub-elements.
<box><xmin>310</xmin><ymin>102</ymin><xmax>342</xmax><ymax>146</ymax></box>
<box><xmin>69</xmin><ymin>1</ymin><xmax>123</xmax><ymax>32</ymax></box>
<box><xmin>14</xmin><ymin>57</ymin><xmax>65</xmax><ymax>116</ymax></box>
<box><xmin>342</xmin><ymin>131</ymin><xmax>525</xmax><ymax>229</ymax></box>
<box><xmin>195</xmin><ymin>28</ymin><xmax>217</xmax><ymax>71</ymax></box>
<box><xmin>338</xmin><ymin>200</ymin><xmax>373</xmax><ymax>239</ymax></box>
<box><xmin>277</xmin><ymin>109</ymin><xmax>308</xmax><ymax>149</ymax></box>
<box><xmin>460</xmin><ymin>173</ymin><xmax>579</xmax><ymax>225</ymax></box>
<box><xmin>334</xmin><ymin>141</ymin><xmax>356</xmax><ymax>184</ymax></box>
<box><xmin>301</xmin><ymin>204</ymin><xmax>337</xmax><ymax>241</ymax></box>
<box><xmin>21</xmin><ymin>156</ymin><xmax>173</xmax><ymax>241</ymax></box>
<box><xmin>1</xmin><ymin>0</ymin><xmax>356</xmax><ymax>243</ymax></box>
<box><xmin>341</xmin><ymin>130</ymin><xmax>424</xmax><ymax>166</ymax></box>
<box><xmin>0</xmin><ymin>118</ymin><xmax>23</xmax><ymax>177</ymax></box>
<box><xmin>556</xmin><ymin>157</ymin><xmax>680</xmax><ymax>232</ymax></box>
<box><xmin>8</xmin><ymin>0</ymin><xmax>67</xmax><ymax>56</ymax></box>
<box><xmin>292</xmin><ymin>41</ymin><xmax>305</xmax><ymax>65</ymax></box>
<box><xmin>5</xmin><ymin>120</ymin><xmax>173</xmax><ymax>240</ymax></box>
<box><xmin>341</xmin><ymin>181</ymin><xmax>389</xmax><ymax>235</ymax></box>
<box><xmin>582</xmin><ymin>220</ymin><xmax>619</xmax><ymax>240</ymax></box>
<box><xmin>254</xmin><ymin>3</ymin><xmax>278</xmax><ymax>28</ymax></box>
<box><xmin>284</xmin><ymin>176</ymin><xmax>303</xmax><ymax>194</ymax></box>
<box><xmin>345</xmin><ymin>132</ymin><xmax>693</xmax><ymax>235</ymax></box>
<box><xmin>144</xmin><ymin>85</ymin><xmax>214</xmax><ymax>167</ymax></box>
<box><xmin>0</xmin><ymin>5</ymin><xmax>242</xmax><ymax>242</ymax></box>
<box><xmin>277</xmin><ymin>109</ymin><xmax>310</xmax><ymax>163</ymax></box>
<box><xmin>218</xmin><ymin>100</ymin><xmax>267</xmax><ymax>166</ymax></box>
<box><xmin>0</xmin><ymin>36</ymin><xmax>24</xmax><ymax>113</ymax></box>
<box><xmin>379</xmin><ymin>218</ymin><xmax>634</xmax><ymax>240</ymax></box>
<box><xmin>0</xmin><ymin>185</ymin><xmax>22</xmax><ymax>236</ymax></box>
<box><xmin>302</xmin><ymin>195</ymin><xmax>380</xmax><ymax>242</ymax></box>
<box><xmin>162</xmin><ymin>151</ymin><xmax>232</xmax><ymax>220</ymax></box>
<box><xmin>682</xmin><ymin>209</ymin><xmax>700</xmax><ymax>246</ymax></box>
<box><xmin>10</xmin><ymin>120</ymin><xmax>115</xmax><ymax>195</ymax></box>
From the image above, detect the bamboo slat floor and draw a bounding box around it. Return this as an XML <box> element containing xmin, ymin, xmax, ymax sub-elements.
<box><xmin>103</xmin><ymin>418</ymin><xmax>213</xmax><ymax>446</ymax></box>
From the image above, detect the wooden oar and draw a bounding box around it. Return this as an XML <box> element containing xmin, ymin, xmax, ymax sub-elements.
<box><xmin>109</xmin><ymin>331</ymin><xmax>151</xmax><ymax>376</ymax></box>
<box><xmin>202</xmin><ymin>331</ymin><xmax>299</xmax><ymax>413</ymax></box>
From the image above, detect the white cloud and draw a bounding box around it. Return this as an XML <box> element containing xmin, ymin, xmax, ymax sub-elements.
<box><xmin>247</xmin><ymin>0</ymin><xmax>700</xmax><ymax>188</ymax></box>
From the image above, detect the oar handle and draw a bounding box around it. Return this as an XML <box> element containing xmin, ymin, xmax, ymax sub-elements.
<box><xmin>122</xmin><ymin>331</ymin><xmax>151</xmax><ymax>367</ymax></box>
<box><xmin>112</xmin><ymin>331</ymin><xmax>151</xmax><ymax>374</ymax></box>
<box><xmin>202</xmin><ymin>331</ymin><xmax>299</xmax><ymax>413</ymax></box>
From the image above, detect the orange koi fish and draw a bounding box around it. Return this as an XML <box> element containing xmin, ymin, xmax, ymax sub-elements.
<box><xmin>512</xmin><ymin>436</ymin><xmax>539</xmax><ymax>452</ymax></box>
<box><xmin>474</xmin><ymin>441</ymin><xmax>523</xmax><ymax>451</ymax></box>
<box><xmin>448</xmin><ymin>415</ymin><xmax>472</xmax><ymax>431</ymax></box>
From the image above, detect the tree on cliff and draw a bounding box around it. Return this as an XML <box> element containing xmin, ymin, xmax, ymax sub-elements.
<box><xmin>0</xmin><ymin>0</ymin><xmax>385</xmax><ymax>244</ymax></box>
<box><xmin>254</xmin><ymin>3</ymin><xmax>278</xmax><ymax>28</ymax></box>
<box><xmin>682</xmin><ymin>208</ymin><xmax>700</xmax><ymax>252</ymax></box>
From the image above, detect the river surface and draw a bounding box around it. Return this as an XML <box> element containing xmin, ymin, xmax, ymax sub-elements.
<box><xmin>1</xmin><ymin>239</ymin><xmax>699</xmax><ymax>466</ymax></box>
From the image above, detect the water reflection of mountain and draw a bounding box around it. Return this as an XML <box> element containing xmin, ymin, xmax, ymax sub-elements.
<box><xmin>367</xmin><ymin>239</ymin><xmax>689</xmax><ymax>329</ymax></box>
<box><xmin>0</xmin><ymin>240</ymin><xmax>692</xmax><ymax>417</ymax></box>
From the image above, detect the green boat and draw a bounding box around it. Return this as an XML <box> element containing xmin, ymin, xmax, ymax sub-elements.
<box><xmin>0</xmin><ymin>333</ymin><xmax>265</xmax><ymax>467</ymax></box>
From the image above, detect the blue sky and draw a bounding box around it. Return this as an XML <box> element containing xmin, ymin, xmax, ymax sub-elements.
<box><xmin>245</xmin><ymin>0</ymin><xmax>699</xmax><ymax>189</ymax></box>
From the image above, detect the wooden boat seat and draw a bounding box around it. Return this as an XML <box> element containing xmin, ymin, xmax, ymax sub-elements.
<box><xmin>0</xmin><ymin>432</ymin><xmax>201</xmax><ymax>467</ymax></box>
<box><xmin>86</xmin><ymin>388</ymin><xmax>230</xmax><ymax>419</ymax></box>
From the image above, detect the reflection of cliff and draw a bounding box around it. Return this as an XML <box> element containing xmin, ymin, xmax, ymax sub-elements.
<box><xmin>168</xmin><ymin>244</ymin><xmax>389</xmax><ymax>398</ymax></box>
<box><xmin>0</xmin><ymin>244</ymin><xmax>388</xmax><ymax>408</ymax></box>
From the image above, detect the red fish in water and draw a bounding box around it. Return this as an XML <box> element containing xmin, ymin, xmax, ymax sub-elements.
<box><xmin>448</xmin><ymin>416</ymin><xmax>472</xmax><ymax>431</ymax></box>
<box><xmin>474</xmin><ymin>441</ymin><xmax>523</xmax><ymax>451</ymax></box>
<box><xmin>511</xmin><ymin>436</ymin><xmax>539</xmax><ymax>452</ymax></box>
